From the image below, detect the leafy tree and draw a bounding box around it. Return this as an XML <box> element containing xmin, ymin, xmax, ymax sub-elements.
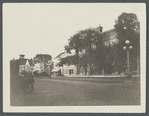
<box><xmin>114</xmin><ymin>12</ymin><xmax>140</xmax><ymax>73</ymax></box>
<box><xmin>102</xmin><ymin>43</ymin><xmax>122</xmax><ymax>74</ymax></box>
<box><xmin>57</xmin><ymin>55</ymin><xmax>78</xmax><ymax>67</ymax></box>
<box><xmin>62</xmin><ymin>28</ymin><xmax>103</xmax><ymax>75</ymax></box>
<box><xmin>34</xmin><ymin>54</ymin><xmax>52</xmax><ymax>64</ymax></box>
<box><xmin>56</xmin><ymin>57</ymin><xmax>67</xmax><ymax>67</ymax></box>
<box><xmin>102</xmin><ymin>45</ymin><xmax>112</xmax><ymax>74</ymax></box>
<box><xmin>65</xmin><ymin>33</ymin><xmax>85</xmax><ymax>74</ymax></box>
<box><xmin>82</xmin><ymin>29</ymin><xmax>103</xmax><ymax>75</ymax></box>
<box><xmin>79</xmin><ymin>53</ymin><xmax>88</xmax><ymax>75</ymax></box>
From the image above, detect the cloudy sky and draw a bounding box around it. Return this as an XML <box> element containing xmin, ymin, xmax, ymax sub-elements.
<box><xmin>3</xmin><ymin>3</ymin><xmax>144</xmax><ymax>61</ymax></box>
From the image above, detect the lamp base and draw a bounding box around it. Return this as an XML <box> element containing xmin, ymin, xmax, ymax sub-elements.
<box><xmin>124</xmin><ymin>74</ymin><xmax>132</xmax><ymax>82</ymax></box>
<box><xmin>127</xmin><ymin>74</ymin><xmax>132</xmax><ymax>78</ymax></box>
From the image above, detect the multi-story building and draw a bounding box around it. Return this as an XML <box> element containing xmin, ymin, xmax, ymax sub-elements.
<box><xmin>54</xmin><ymin>24</ymin><xmax>140</xmax><ymax>76</ymax></box>
<box><xmin>101</xmin><ymin>28</ymin><xmax>140</xmax><ymax>75</ymax></box>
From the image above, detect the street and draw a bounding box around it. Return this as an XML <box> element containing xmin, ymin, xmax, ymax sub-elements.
<box><xmin>10</xmin><ymin>76</ymin><xmax>140</xmax><ymax>106</ymax></box>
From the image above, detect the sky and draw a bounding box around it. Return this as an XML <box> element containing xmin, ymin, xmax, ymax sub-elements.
<box><xmin>3</xmin><ymin>3</ymin><xmax>144</xmax><ymax>61</ymax></box>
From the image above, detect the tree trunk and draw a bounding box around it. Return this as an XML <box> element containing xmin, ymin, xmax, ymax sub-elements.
<box><xmin>89</xmin><ymin>34</ymin><xmax>92</xmax><ymax>75</ymax></box>
<box><xmin>102</xmin><ymin>68</ymin><xmax>104</xmax><ymax>75</ymax></box>
<box><xmin>76</xmin><ymin>48</ymin><xmax>79</xmax><ymax>75</ymax></box>
<box><xmin>98</xmin><ymin>66</ymin><xmax>101</xmax><ymax>75</ymax></box>
<box><xmin>84</xmin><ymin>66</ymin><xmax>87</xmax><ymax>75</ymax></box>
<box><xmin>90</xmin><ymin>64</ymin><xmax>92</xmax><ymax>75</ymax></box>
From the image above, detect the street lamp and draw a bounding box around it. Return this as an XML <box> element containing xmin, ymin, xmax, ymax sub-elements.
<box><xmin>123</xmin><ymin>40</ymin><xmax>133</xmax><ymax>78</ymax></box>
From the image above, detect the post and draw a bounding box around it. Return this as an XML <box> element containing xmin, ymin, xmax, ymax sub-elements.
<box><xmin>127</xmin><ymin>49</ymin><xmax>130</xmax><ymax>75</ymax></box>
<box><xmin>102</xmin><ymin>69</ymin><xmax>104</xmax><ymax>75</ymax></box>
<box><xmin>76</xmin><ymin>49</ymin><xmax>79</xmax><ymax>75</ymax></box>
<box><xmin>123</xmin><ymin>40</ymin><xmax>132</xmax><ymax>78</ymax></box>
<box><xmin>47</xmin><ymin>61</ymin><xmax>52</xmax><ymax>78</ymax></box>
<box><xmin>47</xmin><ymin>64</ymin><xmax>50</xmax><ymax>78</ymax></box>
<box><xmin>137</xmin><ymin>56</ymin><xmax>140</xmax><ymax>75</ymax></box>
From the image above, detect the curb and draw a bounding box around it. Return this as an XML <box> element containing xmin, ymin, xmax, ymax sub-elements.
<box><xmin>38</xmin><ymin>76</ymin><xmax>140</xmax><ymax>83</ymax></box>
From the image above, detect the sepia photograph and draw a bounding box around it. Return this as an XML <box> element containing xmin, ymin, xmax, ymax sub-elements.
<box><xmin>3</xmin><ymin>3</ymin><xmax>146</xmax><ymax>113</ymax></box>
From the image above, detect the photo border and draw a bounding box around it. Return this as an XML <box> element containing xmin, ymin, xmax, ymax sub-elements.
<box><xmin>1</xmin><ymin>0</ymin><xmax>148</xmax><ymax>114</ymax></box>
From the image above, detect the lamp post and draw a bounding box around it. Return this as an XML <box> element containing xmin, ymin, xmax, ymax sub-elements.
<box><xmin>123</xmin><ymin>40</ymin><xmax>133</xmax><ymax>77</ymax></box>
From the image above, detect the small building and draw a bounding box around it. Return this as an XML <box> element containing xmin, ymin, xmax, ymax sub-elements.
<box><xmin>62</xmin><ymin>64</ymin><xmax>77</xmax><ymax>76</ymax></box>
<box><xmin>34</xmin><ymin>62</ymin><xmax>44</xmax><ymax>73</ymax></box>
<box><xmin>52</xmin><ymin>51</ymin><xmax>77</xmax><ymax>76</ymax></box>
<box><xmin>17</xmin><ymin>55</ymin><xmax>34</xmax><ymax>73</ymax></box>
<box><xmin>19</xmin><ymin>59</ymin><xmax>34</xmax><ymax>73</ymax></box>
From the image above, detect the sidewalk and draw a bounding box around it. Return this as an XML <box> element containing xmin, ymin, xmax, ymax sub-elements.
<box><xmin>41</xmin><ymin>75</ymin><xmax>140</xmax><ymax>83</ymax></box>
<box><xmin>65</xmin><ymin>74</ymin><xmax>140</xmax><ymax>78</ymax></box>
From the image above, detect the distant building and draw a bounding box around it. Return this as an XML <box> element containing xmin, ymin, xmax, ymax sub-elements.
<box><xmin>34</xmin><ymin>62</ymin><xmax>44</xmax><ymax>73</ymax></box>
<box><xmin>33</xmin><ymin>54</ymin><xmax>52</xmax><ymax>73</ymax></box>
<box><xmin>18</xmin><ymin>55</ymin><xmax>34</xmax><ymax>73</ymax></box>
<box><xmin>10</xmin><ymin>55</ymin><xmax>34</xmax><ymax>75</ymax></box>
<box><xmin>52</xmin><ymin>51</ymin><xmax>77</xmax><ymax>76</ymax></box>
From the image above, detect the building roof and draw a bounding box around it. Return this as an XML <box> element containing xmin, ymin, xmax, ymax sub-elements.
<box><xmin>54</xmin><ymin>52</ymin><xmax>65</xmax><ymax>59</ymax></box>
<box><xmin>18</xmin><ymin>58</ymin><xmax>34</xmax><ymax>66</ymax></box>
<box><xmin>101</xmin><ymin>28</ymin><xmax>117</xmax><ymax>42</ymax></box>
<box><xmin>101</xmin><ymin>28</ymin><xmax>116</xmax><ymax>34</ymax></box>
<box><xmin>51</xmin><ymin>67</ymin><xmax>61</xmax><ymax>72</ymax></box>
<box><xmin>55</xmin><ymin>50</ymin><xmax>75</xmax><ymax>60</ymax></box>
<box><xmin>28</xmin><ymin>59</ymin><xmax>34</xmax><ymax>66</ymax></box>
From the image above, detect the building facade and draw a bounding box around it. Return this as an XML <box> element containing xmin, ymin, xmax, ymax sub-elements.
<box><xmin>14</xmin><ymin>55</ymin><xmax>35</xmax><ymax>74</ymax></box>
<box><xmin>54</xmin><ymin>25</ymin><xmax>140</xmax><ymax>76</ymax></box>
<box><xmin>52</xmin><ymin>51</ymin><xmax>78</xmax><ymax>76</ymax></box>
<box><xmin>101</xmin><ymin>28</ymin><xmax>140</xmax><ymax>75</ymax></box>
<box><xmin>34</xmin><ymin>62</ymin><xmax>44</xmax><ymax>72</ymax></box>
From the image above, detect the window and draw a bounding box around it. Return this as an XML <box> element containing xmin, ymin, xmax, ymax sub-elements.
<box><xmin>71</xmin><ymin>69</ymin><xmax>74</xmax><ymax>74</ymax></box>
<box><xmin>91</xmin><ymin>44</ymin><xmax>96</xmax><ymax>50</ymax></box>
<box><xmin>68</xmin><ymin>69</ymin><xmax>74</xmax><ymax>75</ymax></box>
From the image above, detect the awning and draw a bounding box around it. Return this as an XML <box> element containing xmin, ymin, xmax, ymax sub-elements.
<box><xmin>51</xmin><ymin>68</ymin><xmax>61</xmax><ymax>72</ymax></box>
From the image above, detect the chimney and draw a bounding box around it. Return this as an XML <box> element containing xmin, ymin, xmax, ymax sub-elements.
<box><xmin>97</xmin><ymin>24</ymin><xmax>103</xmax><ymax>33</ymax></box>
<box><xmin>19</xmin><ymin>54</ymin><xmax>25</xmax><ymax>59</ymax></box>
<box><xmin>100</xmin><ymin>26</ymin><xmax>103</xmax><ymax>32</ymax></box>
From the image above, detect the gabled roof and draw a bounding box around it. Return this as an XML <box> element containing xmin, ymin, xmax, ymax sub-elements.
<box><xmin>25</xmin><ymin>60</ymin><xmax>30</xmax><ymax>66</ymax></box>
<box><xmin>18</xmin><ymin>58</ymin><xmax>34</xmax><ymax>66</ymax></box>
<box><xmin>101</xmin><ymin>28</ymin><xmax>116</xmax><ymax>35</ymax></box>
<box><xmin>28</xmin><ymin>59</ymin><xmax>34</xmax><ymax>66</ymax></box>
<box><xmin>51</xmin><ymin>67</ymin><xmax>61</xmax><ymax>72</ymax></box>
<box><xmin>54</xmin><ymin>52</ymin><xmax>65</xmax><ymax>59</ymax></box>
